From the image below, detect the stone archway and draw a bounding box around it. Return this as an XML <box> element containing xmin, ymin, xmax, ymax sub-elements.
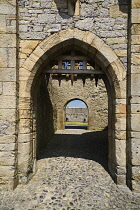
<box><xmin>18</xmin><ymin>29</ymin><xmax>126</xmax><ymax>185</ymax></box>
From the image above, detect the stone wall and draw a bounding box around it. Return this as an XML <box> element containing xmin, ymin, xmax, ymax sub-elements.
<box><xmin>65</xmin><ymin>107</ymin><xmax>88</xmax><ymax>123</ymax></box>
<box><xmin>48</xmin><ymin>77</ymin><xmax>108</xmax><ymax>131</ymax></box>
<box><xmin>127</xmin><ymin>0</ymin><xmax>140</xmax><ymax>192</ymax></box>
<box><xmin>0</xmin><ymin>0</ymin><xmax>18</xmax><ymax>190</ymax></box>
<box><xmin>18</xmin><ymin>0</ymin><xmax>128</xmax><ymax>68</ymax></box>
<box><xmin>36</xmin><ymin>78</ymin><xmax>55</xmax><ymax>158</ymax></box>
<box><xmin>0</xmin><ymin>0</ymin><xmax>140</xmax><ymax>192</ymax></box>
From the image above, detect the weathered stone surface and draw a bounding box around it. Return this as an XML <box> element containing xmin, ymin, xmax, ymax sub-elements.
<box><xmin>109</xmin><ymin>5</ymin><xmax>128</xmax><ymax>18</ymax></box>
<box><xmin>0</xmin><ymin>143</ymin><xmax>16</xmax><ymax>151</ymax></box>
<box><xmin>132</xmin><ymin>24</ymin><xmax>140</xmax><ymax>35</ymax></box>
<box><xmin>132</xmin><ymin>35</ymin><xmax>140</xmax><ymax>44</ymax></box>
<box><xmin>0</xmin><ymin>0</ymin><xmax>140</xmax><ymax>194</ymax></box>
<box><xmin>131</xmin><ymin>114</ymin><xmax>140</xmax><ymax>131</ymax></box>
<box><xmin>0</xmin><ymin>95</ymin><xmax>16</xmax><ymax>109</ymax></box>
<box><xmin>106</xmin><ymin>37</ymin><xmax>126</xmax><ymax>45</ymax></box>
<box><xmin>0</xmin><ymin>166</ymin><xmax>15</xmax><ymax>177</ymax></box>
<box><xmin>0</xmin><ymin>108</ymin><xmax>16</xmax><ymax>122</ymax></box>
<box><xmin>132</xmin><ymin>0</ymin><xmax>140</xmax><ymax>9</ymax></box>
<box><xmin>0</xmin><ymin>151</ymin><xmax>15</xmax><ymax>166</ymax></box>
<box><xmin>131</xmin><ymin>139</ymin><xmax>140</xmax><ymax>166</ymax></box>
<box><xmin>3</xmin><ymin>82</ymin><xmax>16</xmax><ymax>96</ymax></box>
<box><xmin>115</xmin><ymin>139</ymin><xmax>126</xmax><ymax>166</ymax></box>
<box><xmin>0</xmin><ymin>34</ymin><xmax>16</xmax><ymax>47</ymax></box>
<box><xmin>114</xmin><ymin>49</ymin><xmax>127</xmax><ymax>57</ymax></box>
<box><xmin>132</xmin><ymin>8</ymin><xmax>140</xmax><ymax>23</ymax></box>
<box><xmin>131</xmin><ymin>74</ymin><xmax>140</xmax><ymax>95</ymax></box>
<box><xmin>0</xmin><ymin>135</ymin><xmax>16</xmax><ymax>143</ymax></box>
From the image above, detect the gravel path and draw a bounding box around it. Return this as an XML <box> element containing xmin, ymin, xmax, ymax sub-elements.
<box><xmin>0</xmin><ymin>129</ymin><xmax>140</xmax><ymax>210</ymax></box>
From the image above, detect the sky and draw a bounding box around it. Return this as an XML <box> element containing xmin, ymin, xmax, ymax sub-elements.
<box><xmin>67</xmin><ymin>100</ymin><xmax>87</xmax><ymax>108</ymax></box>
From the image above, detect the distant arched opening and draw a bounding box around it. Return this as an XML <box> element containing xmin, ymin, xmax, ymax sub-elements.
<box><xmin>65</xmin><ymin>99</ymin><xmax>88</xmax><ymax>130</ymax></box>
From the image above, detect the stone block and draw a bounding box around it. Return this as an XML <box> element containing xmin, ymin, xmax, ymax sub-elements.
<box><xmin>22</xmin><ymin>58</ymin><xmax>36</xmax><ymax>72</ymax></box>
<box><xmin>19</xmin><ymin>97</ymin><xmax>31</xmax><ymax>110</ymax></box>
<box><xmin>0</xmin><ymin>48</ymin><xmax>8</xmax><ymax>67</ymax></box>
<box><xmin>130</xmin><ymin>95</ymin><xmax>140</xmax><ymax>104</ymax></box>
<box><xmin>115</xmin><ymin>114</ymin><xmax>126</xmax><ymax>131</ymax></box>
<box><xmin>0</xmin><ymin>135</ymin><xmax>16</xmax><ymax>143</ymax></box>
<box><xmin>131</xmin><ymin>74</ymin><xmax>140</xmax><ymax>95</ymax></box>
<box><xmin>3</xmin><ymin>82</ymin><xmax>16</xmax><ymax>96</ymax></box>
<box><xmin>0</xmin><ymin>165</ymin><xmax>15</xmax><ymax>177</ymax></box>
<box><xmin>0</xmin><ymin>14</ymin><xmax>16</xmax><ymax>33</ymax></box>
<box><xmin>132</xmin><ymin>9</ymin><xmax>140</xmax><ymax>23</ymax></box>
<box><xmin>0</xmin><ymin>2</ymin><xmax>16</xmax><ymax>15</ymax></box>
<box><xmin>115</xmin><ymin>139</ymin><xmax>126</xmax><ymax>166</ymax></box>
<box><xmin>131</xmin><ymin>64</ymin><xmax>140</xmax><ymax>73</ymax></box>
<box><xmin>2</xmin><ymin>123</ymin><xmax>16</xmax><ymax>135</ymax></box>
<box><xmin>106</xmin><ymin>37</ymin><xmax>126</xmax><ymax>45</ymax></box>
<box><xmin>75</xmin><ymin>18</ymin><xmax>94</xmax><ymax>31</ymax></box>
<box><xmin>20</xmin><ymin>40</ymin><xmax>39</xmax><ymax>50</ymax></box>
<box><xmin>116</xmin><ymin>99</ymin><xmax>126</xmax><ymax>105</ymax></box>
<box><xmin>29</xmin><ymin>53</ymin><xmax>43</xmax><ymax>65</ymax></box>
<box><xmin>116</xmin><ymin>175</ymin><xmax>126</xmax><ymax>185</ymax></box>
<box><xmin>132</xmin><ymin>35</ymin><xmax>140</xmax><ymax>44</ymax></box>
<box><xmin>131</xmin><ymin>139</ymin><xmax>140</xmax><ymax>165</ymax></box>
<box><xmin>114</xmin><ymin>49</ymin><xmax>127</xmax><ymax>57</ymax></box>
<box><xmin>109</xmin><ymin>5</ymin><xmax>128</xmax><ymax>18</ymax></box>
<box><xmin>132</xmin><ymin>180</ymin><xmax>140</xmax><ymax>193</ymax></box>
<box><xmin>0</xmin><ymin>68</ymin><xmax>16</xmax><ymax>81</ymax></box>
<box><xmin>131</xmin><ymin>131</ymin><xmax>140</xmax><ymax>139</ymax></box>
<box><xmin>95</xmin><ymin>44</ymin><xmax>118</xmax><ymax>68</ymax></box>
<box><xmin>0</xmin><ymin>47</ymin><xmax>16</xmax><ymax>68</ymax></box>
<box><xmin>19</xmin><ymin>68</ymin><xmax>31</xmax><ymax>81</ymax></box>
<box><xmin>132</xmin><ymin>166</ymin><xmax>140</xmax><ymax>177</ymax></box>
<box><xmin>132</xmin><ymin>0</ymin><xmax>140</xmax><ymax>8</ymax></box>
<box><xmin>0</xmin><ymin>143</ymin><xmax>15</xmax><ymax>151</ymax></box>
<box><xmin>132</xmin><ymin>24</ymin><xmax>140</xmax><ymax>35</ymax></box>
<box><xmin>0</xmin><ymin>82</ymin><xmax>2</xmax><ymax>95</ymax></box>
<box><xmin>131</xmin><ymin>114</ymin><xmax>140</xmax><ymax>131</ymax></box>
<box><xmin>19</xmin><ymin>80</ymin><xmax>31</xmax><ymax>98</ymax></box>
<box><xmin>18</xmin><ymin>133</ymin><xmax>31</xmax><ymax>143</ymax></box>
<box><xmin>0</xmin><ymin>15</ymin><xmax>6</xmax><ymax>33</ymax></box>
<box><xmin>19</xmin><ymin>109</ymin><xmax>31</xmax><ymax>119</ymax></box>
<box><xmin>115</xmin><ymin>131</ymin><xmax>126</xmax><ymax>140</ymax></box>
<box><xmin>131</xmin><ymin>104</ymin><xmax>140</xmax><ymax>113</ymax></box>
<box><xmin>38</xmin><ymin>14</ymin><xmax>55</xmax><ymax>24</ymax></box>
<box><xmin>116</xmin><ymin>166</ymin><xmax>126</xmax><ymax>175</ymax></box>
<box><xmin>0</xmin><ymin>95</ymin><xmax>16</xmax><ymax>109</ymax></box>
<box><xmin>19</xmin><ymin>25</ymin><xmax>28</xmax><ymax>32</ymax></box>
<box><xmin>0</xmin><ymin>108</ymin><xmax>16</xmax><ymax>122</ymax></box>
<box><xmin>0</xmin><ymin>34</ymin><xmax>16</xmax><ymax>47</ymax></box>
<box><xmin>18</xmin><ymin>141</ymin><xmax>31</xmax><ymax>154</ymax></box>
<box><xmin>8</xmin><ymin>48</ymin><xmax>16</xmax><ymax>67</ymax></box>
<box><xmin>115</xmin><ymin>104</ymin><xmax>126</xmax><ymax>114</ymax></box>
<box><xmin>40</xmin><ymin>33</ymin><xmax>61</xmax><ymax>52</ymax></box>
<box><xmin>18</xmin><ymin>119</ymin><xmax>31</xmax><ymax>134</ymax></box>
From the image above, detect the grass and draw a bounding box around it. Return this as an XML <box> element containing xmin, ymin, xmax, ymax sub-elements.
<box><xmin>65</xmin><ymin>121</ymin><xmax>88</xmax><ymax>126</ymax></box>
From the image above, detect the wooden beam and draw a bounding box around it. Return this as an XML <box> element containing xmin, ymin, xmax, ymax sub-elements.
<box><xmin>45</xmin><ymin>69</ymin><xmax>105</xmax><ymax>74</ymax></box>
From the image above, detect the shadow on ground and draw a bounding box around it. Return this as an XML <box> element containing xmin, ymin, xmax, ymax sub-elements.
<box><xmin>38</xmin><ymin>130</ymin><xmax>109</xmax><ymax>172</ymax></box>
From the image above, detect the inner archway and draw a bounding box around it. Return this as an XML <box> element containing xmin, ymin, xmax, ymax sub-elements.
<box><xmin>65</xmin><ymin>99</ymin><xmax>88</xmax><ymax>130</ymax></box>
<box><xmin>18</xmin><ymin>29</ymin><xmax>126</xmax><ymax>187</ymax></box>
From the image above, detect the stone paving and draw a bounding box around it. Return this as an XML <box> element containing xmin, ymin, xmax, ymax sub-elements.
<box><xmin>0</xmin><ymin>129</ymin><xmax>140</xmax><ymax>210</ymax></box>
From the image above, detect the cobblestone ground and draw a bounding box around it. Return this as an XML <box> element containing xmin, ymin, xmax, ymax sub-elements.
<box><xmin>0</xmin><ymin>129</ymin><xmax>140</xmax><ymax>210</ymax></box>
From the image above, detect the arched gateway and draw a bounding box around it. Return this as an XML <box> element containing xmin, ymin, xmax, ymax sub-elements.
<box><xmin>18</xmin><ymin>29</ymin><xmax>126</xmax><ymax>186</ymax></box>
